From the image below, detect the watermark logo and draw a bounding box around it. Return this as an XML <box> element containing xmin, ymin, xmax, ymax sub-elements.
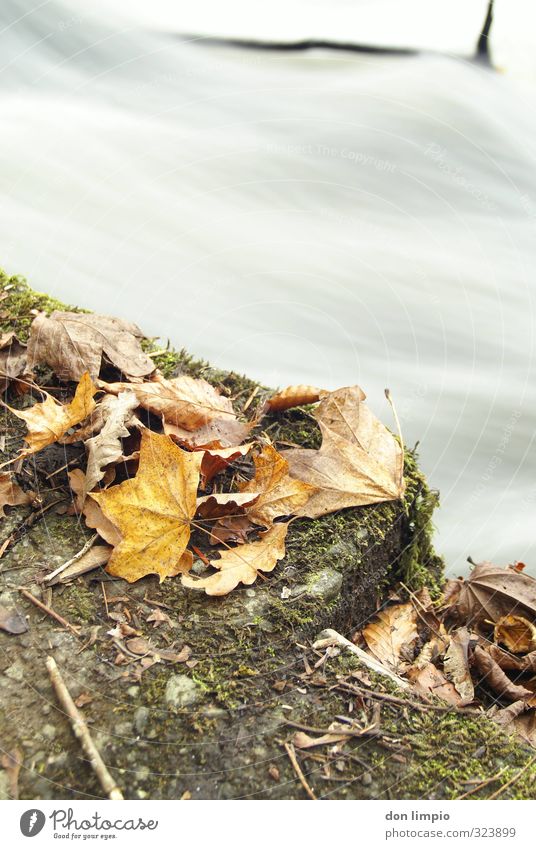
<box><xmin>20</xmin><ymin>810</ymin><xmax>46</xmax><ymax>837</ymax></box>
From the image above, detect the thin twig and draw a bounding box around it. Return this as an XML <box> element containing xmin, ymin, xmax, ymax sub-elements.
<box><xmin>18</xmin><ymin>587</ymin><xmax>81</xmax><ymax>637</ymax></box>
<box><xmin>283</xmin><ymin>741</ymin><xmax>317</xmax><ymax>800</ymax></box>
<box><xmin>456</xmin><ymin>767</ymin><xmax>507</xmax><ymax>800</ymax></box>
<box><xmin>44</xmin><ymin>534</ymin><xmax>98</xmax><ymax>584</ymax></box>
<box><xmin>337</xmin><ymin>682</ymin><xmax>469</xmax><ymax>714</ymax></box>
<box><xmin>487</xmin><ymin>756</ymin><xmax>536</xmax><ymax>800</ymax></box>
<box><xmin>46</xmin><ymin>656</ymin><xmax>124</xmax><ymax>800</ymax></box>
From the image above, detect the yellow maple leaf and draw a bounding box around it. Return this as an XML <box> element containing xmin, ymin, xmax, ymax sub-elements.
<box><xmin>182</xmin><ymin>522</ymin><xmax>288</xmax><ymax>596</ymax></box>
<box><xmin>239</xmin><ymin>443</ymin><xmax>317</xmax><ymax>526</ymax></box>
<box><xmin>7</xmin><ymin>372</ymin><xmax>97</xmax><ymax>455</ymax></box>
<box><xmin>92</xmin><ymin>428</ymin><xmax>202</xmax><ymax>583</ymax></box>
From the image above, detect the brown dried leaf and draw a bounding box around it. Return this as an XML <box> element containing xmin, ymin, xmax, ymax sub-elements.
<box><xmin>444</xmin><ymin>627</ymin><xmax>475</xmax><ymax>705</ymax></box>
<box><xmin>494</xmin><ymin>615</ymin><xmax>536</xmax><ymax>654</ymax></box>
<box><xmin>209</xmin><ymin>515</ymin><xmax>255</xmax><ymax>546</ymax></box>
<box><xmin>361</xmin><ymin>602</ymin><xmax>418</xmax><ymax>669</ymax></box>
<box><xmin>195</xmin><ymin>491</ymin><xmax>260</xmax><ymax>521</ymax></box>
<box><xmin>0</xmin><ymin>747</ymin><xmax>22</xmax><ymax>799</ymax></box>
<box><xmin>7</xmin><ymin>372</ymin><xmax>97</xmax><ymax>455</ymax></box>
<box><xmin>164</xmin><ymin>417</ymin><xmax>252</xmax><ymax>450</ymax></box>
<box><xmin>198</xmin><ymin>442</ymin><xmax>253</xmax><ymax>488</ymax></box>
<box><xmin>101</xmin><ymin>373</ymin><xmax>238</xmax><ymax>431</ymax></box>
<box><xmin>457</xmin><ymin>560</ymin><xmax>536</xmax><ymax>625</ymax></box>
<box><xmin>407</xmin><ymin>662</ymin><xmax>464</xmax><ymax>707</ymax></box>
<box><xmin>27</xmin><ymin>311</ymin><xmax>155</xmax><ymax>382</ymax></box>
<box><xmin>283</xmin><ymin>386</ymin><xmax>404</xmax><ymax>518</ymax></box>
<box><xmin>47</xmin><ymin>545</ymin><xmax>113</xmax><ymax>585</ymax></box>
<box><xmin>0</xmin><ymin>472</ymin><xmax>32</xmax><ymax>517</ymax></box>
<box><xmin>68</xmin><ymin>469</ymin><xmax>122</xmax><ymax>546</ymax></box>
<box><xmin>239</xmin><ymin>443</ymin><xmax>317</xmax><ymax>526</ymax></box>
<box><xmin>84</xmin><ymin>391</ymin><xmax>139</xmax><ymax>493</ymax></box>
<box><xmin>92</xmin><ymin>429</ymin><xmax>201</xmax><ymax>583</ymax></box>
<box><xmin>472</xmin><ymin>645</ymin><xmax>532</xmax><ymax>702</ymax></box>
<box><xmin>263</xmin><ymin>384</ymin><xmax>326</xmax><ymax>413</ymax></box>
<box><xmin>182</xmin><ymin>522</ymin><xmax>288</xmax><ymax>596</ymax></box>
<box><xmin>0</xmin><ymin>332</ymin><xmax>27</xmax><ymax>393</ymax></box>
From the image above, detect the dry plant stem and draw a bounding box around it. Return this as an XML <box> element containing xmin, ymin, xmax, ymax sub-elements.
<box><xmin>487</xmin><ymin>756</ymin><xmax>536</xmax><ymax>800</ymax></box>
<box><xmin>283</xmin><ymin>741</ymin><xmax>317</xmax><ymax>800</ymax></box>
<box><xmin>384</xmin><ymin>387</ymin><xmax>404</xmax><ymax>474</ymax></box>
<box><xmin>338</xmin><ymin>682</ymin><xmax>461</xmax><ymax>714</ymax></box>
<box><xmin>44</xmin><ymin>533</ymin><xmax>98</xmax><ymax>583</ymax></box>
<box><xmin>456</xmin><ymin>768</ymin><xmax>507</xmax><ymax>800</ymax></box>
<box><xmin>313</xmin><ymin>629</ymin><xmax>410</xmax><ymax>689</ymax></box>
<box><xmin>46</xmin><ymin>656</ymin><xmax>124</xmax><ymax>800</ymax></box>
<box><xmin>18</xmin><ymin>587</ymin><xmax>81</xmax><ymax>637</ymax></box>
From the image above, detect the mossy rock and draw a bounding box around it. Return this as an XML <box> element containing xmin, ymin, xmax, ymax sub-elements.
<box><xmin>0</xmin><ymin>271</ymin><xmax>534</xmax><ymax>800</ymax></box>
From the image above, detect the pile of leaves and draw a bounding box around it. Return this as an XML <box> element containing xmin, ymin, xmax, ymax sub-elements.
<box><xmin>0</xmin><ymin>309</ymin><xmax>404</xmax><ymax>595</ymax></box>
<box><xmin>353</xmin><ymin>558</ymin><xmax>536</xmax><ymax>748</ymax></box>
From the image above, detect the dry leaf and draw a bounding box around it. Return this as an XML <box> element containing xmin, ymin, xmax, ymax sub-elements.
<box><xmin>239</xmin><ymin>443</ymin><xmax>317</xmax><ymax>526</ymax></box>
<box><xmin>164</xmin><ymin>417</ymin><xmax>252</xmax><ymax>450</ymax></box>
<box><xmin>209</xmin><ymin>515</ymin><xmax>255</xmax><ymax>546</ymax></box>
<box><xmin>198</xmin><ymin>443</ymin><xmax>253</xmax><ymax>488</ymax></box>
<box><xmin>0</xmin><ymin>748</ymin><xmax>22</xmax><ymax>799</ymax></box>
<box><xmin>47</xmin><ymin>545</ymin><xmax>113</xmax><ymax>585</ymax></box>
<box><xmin>0</xmin><ymin>472</ymin><xmax>32</xmax><ymax>517</ymax></box>
<box><xmin>0</xmin><ymin>605</ymin><xmax>28</xmax><ymax>634</ymax></box>
<box><xmin>263</xmin><ymin>384</ymin><xmax>325</xmax><ymax>413</ymax></box>
<box><xmin>0</xmin><ymin>332</ymin><xmax>27</xmax><ymax>393</ymax></box>
<box><xmin>7</xmin><ymin>372</ymin><xmax>97</xmax><ymax>455</ymax></box>
<box><xmin>361</xmin><ymin>602</ymin><xmax>418</xmax><ymax>669</ymax></box>
<box><xmin>457</xmin><ymin>560</ymin><xmax>536</xmax><ymax>625</ymax></box>
<box><xmin>147</xmin><ymin>608</ymin><xmax>171</xmax><ymax>628</ymax></box>
<box><xmin>407</xmin><ymin>662</ymin><xmax>464</xmax><ymax>707</ymax></box>
<box><xmin>101</xmin><ymin>373</ymin><xmax>238</xmax><ymax>431</ymax></box>
<box><xmin>84</xmin><ymin>391</ymin><xmax>139</xmax><ymax>493</ymax></box>
<box><xmin>182</xmin><ymin>522</ymin><xmax>288</xmax><ymax>596</ymax></box>
<box><xmin>443</xmin><ymin>627</ymin><xmax>475</xmax><ymax>705</ymax></box>
<box><xmin>472</xmin><ymin>645</ymin><xmax>532</xmax><ymax>702</ymax></box>
<box><xmin>195</xmin><ymin>491</ymin><xmax>260</xmax><ymax>521</ymax></box>
<box><xmin>92</xmin><ymin>429</ymin><xmax>202</xmax><ymax>583</ymax></box>
<box><xmin>69</xmin><ymin>469</ymin><xmax>122</xmax><ymax>546</ymax></box>
<box><xmin>283</xmin><ymin>386</ymin><xmax>404</xmax><ymax>518</ymax></box>
<box><xmin>494</xmin><ymin>615</ymin><xmax>536</xmax><ymax>654</ymax></box>
<box><xmin>27</xmin><ymin>311</ymin><xmax>155</xmax><ymax>381</ymax></box>
<box><xmin>412</xmin><ymin>625</ymin><xmax>449</xmax><ymax>670</ymax></box>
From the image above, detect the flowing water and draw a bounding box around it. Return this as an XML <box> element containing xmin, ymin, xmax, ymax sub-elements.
<box><xmin>1</xmin><ymin>1</ymin><xmax>535</xmax><ymax>573</ymax></box>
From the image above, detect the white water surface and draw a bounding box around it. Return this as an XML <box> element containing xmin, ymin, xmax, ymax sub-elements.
<box><xmin>1</xmin><ymin>1</ymin><xmax>535</xmax><ymax>573</ymax></box>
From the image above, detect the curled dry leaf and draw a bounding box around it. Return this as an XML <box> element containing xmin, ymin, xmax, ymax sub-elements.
<box><xmin>6</xmin><ymin>372</ymin><xmax>97</xmax><ymax>455</ymax></box>
<box><xmin>0</xmin><ymin>472</ymin><xmax>33</xmax><ymax>517</ymax></box>
<box><xmin>198</xmin><ymin>442</ymin><xmax>253</xmax><ymax>488</ymax></box>
<box><xmin>406</xmin><ymin>662</ymin><xmax>464</xmax><ymax>707</ymax></box>
<box><xmin>47</xmin><ymin>545</ymin><xmax>113</xmax><ymax>585</ymax></box>
<box><xmin>209</xmin><ymin>515</ymin><xmax>254</xmax><ymax>546</ymax></box>
<box><xmin>494</xmin><ymin>615</ymin><xmax>536</xmax><ymax>654</ymax></box>
<box><xmin>92</xmin><ymin>429</ymin><xmax>201</xmax><ymax>583</ymax></box>
<box><xmin>84</xmin><ymin>391</ymin><xmax>139</xmax><ymax>494</ymax></box>
<box><xmin>0</xmin><ymin>332</ymin><xmax>27</xmax><ymax>393</ymax></box>
<box><xmin>443</xmin><ymin>627</ymin><xmax>475</xmax><ymax>705</ymax></box>
<box><xmin>283</xmin><ymin>386</ymin><xmax>404</xmax><ymax>518</ymax></box>
<box><xmin>262</xmin><ymin>384</ymin><xmax>326</xmax><ymax>414</ymax></box>
<box><xmin>472</xmin><ymin>645</ymin><xmax>532</xmax><ymax>702</ymax></box>
<box><xmin>361</xmin><ymin>602</ymin><xmax>418</xmax><ymax>670</ymax></box>
<box><xmin>457</xmin><ymin>560</ymin><xmax>536</xmax><ymax>625</ymax></box>
<box><xmin>412</xmin><ymin>626</ymin><xmax>449</xmax><ymax>670</ymax></box>
<box><xmin>182</xmin><ymin>522</ymin><xmax>288</xmax><ymax>596</ymax></box>
<box><xmin>164</xmin><ymin>417</ymin><xmax>252</xmax><ymax>450</ymax></box>
<box><xmin>68</xmin><ymin>469</ymin><xmax>121</xmax><ymax>546</ymax></box>
<box><xmin>195</xmin><ymin>492</ymin><xmax>260</xmax><ymax>521</ymax></box>
<box><xmin>27</xmin><ymin>311</ymin><xmax>155</xmax><ymax>382</ymax></box>
<box><xmin>239</xmin><ymin>443</ymin><xmax>317</xmax><ymax>526</ymax></box>
<box><xmin>101</xmin><ymin>373</ymin><xmax>237</xmax><ymax>431</ymax></box>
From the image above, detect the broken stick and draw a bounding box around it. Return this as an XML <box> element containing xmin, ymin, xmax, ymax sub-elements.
<box><xmin>46</xmin><ymin>656</ymin><xmax>124</xmax><ymax>800</ymax></box>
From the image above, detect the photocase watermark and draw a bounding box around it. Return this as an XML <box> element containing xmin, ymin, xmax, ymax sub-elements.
<box><xmin>20</xmin><ymin>810</ymin><xmax>46</xmax><ymax>837</ymax></box>
<box><xmin>468</xmin><ymin>408</ymin><xmax>522</xmax><ymax>505</ymax></box>
<box><xmin>19</xmin><ymin>808</ymin><xmax>159</xmax><ymax>840</ymax></box>
<box><xmin>265</xmin><ymin>142</ymin><xmax>396</xmax><ymax>172</ymax></box>
<box><xmin>423</xmin><ymin>142</ymin><xmax>497</xmax><ymax>211</ymax></box>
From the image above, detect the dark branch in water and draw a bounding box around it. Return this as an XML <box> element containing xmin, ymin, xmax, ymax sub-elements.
<box><xmin>475</xmin><ymin>0</ymin><xmax>494</xmax><ymax>65</ymax></box>
<box><xmin>176</xmin><ymin>34</ymin><xmax>418</xmax><ymax>57</ymax></box>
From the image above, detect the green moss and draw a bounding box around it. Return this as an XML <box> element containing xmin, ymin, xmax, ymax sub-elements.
<box><xmin>55</xmin><ymin>582</ymin><xmax>98</xmax><ymax>624</ymax></box>
<box><xmin>0</xmin><ymin>269</ymin><xmax>86</xmax><ymax>340</ymax></box>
